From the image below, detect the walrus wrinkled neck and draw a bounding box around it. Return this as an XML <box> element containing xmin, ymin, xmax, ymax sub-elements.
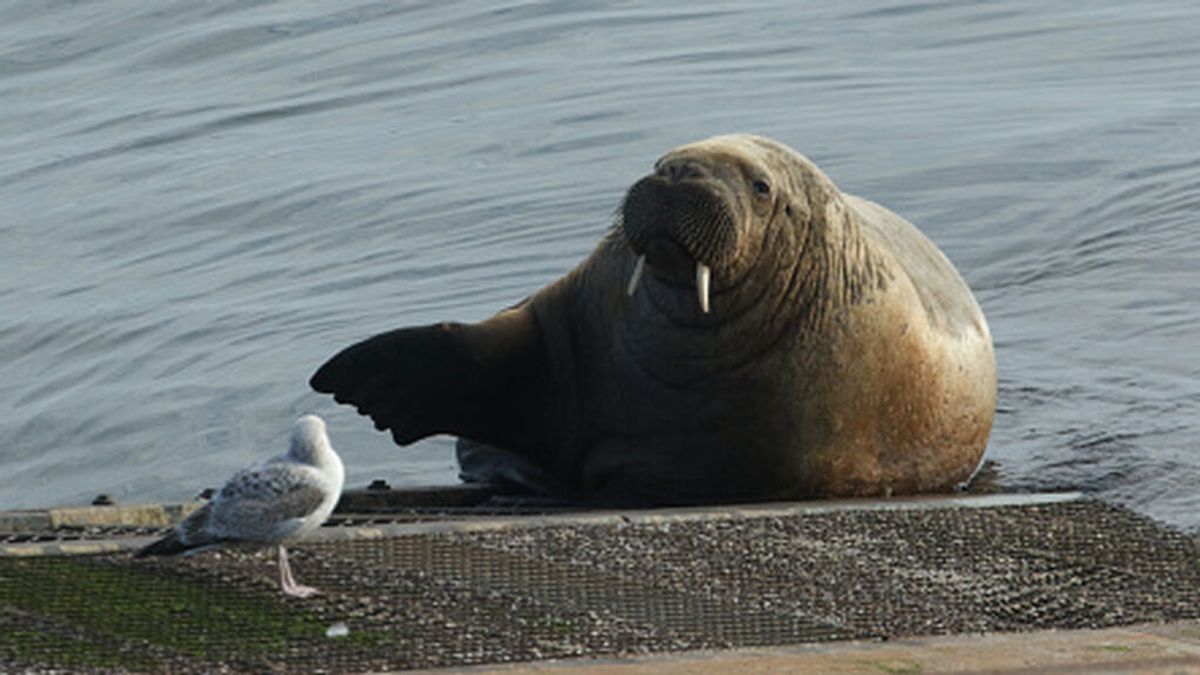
<box><xmin>812</xmin><ymin>192</ymin><xmax>891</xmax><ymax>308</ymax></box>
<box><xmin>612</xmin><ymin>191</ymin><xmax>889</xmax><ymax>388</ymax></box>
<box><xmin>777</xmin><ymin>190</ymin><xmax>892</xmax><ymax>340</ymax></box>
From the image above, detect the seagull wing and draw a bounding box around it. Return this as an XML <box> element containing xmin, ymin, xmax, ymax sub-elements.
<box><xmin>206</xmin><ymin>464</ymin><xmax>330</xmax><ymax>543</ymax></box>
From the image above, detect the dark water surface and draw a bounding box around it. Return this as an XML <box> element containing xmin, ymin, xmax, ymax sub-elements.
<box><xmin>2</xmin><ymin>1</ymin><xmax>1197</xmax><ymax>531</ymax></box>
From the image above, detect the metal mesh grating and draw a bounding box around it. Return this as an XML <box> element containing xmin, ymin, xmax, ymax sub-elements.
<box><xmin>2</xmin><ymin>497</ymin><xmax>1198</xmax><ymax>672</ymax></box>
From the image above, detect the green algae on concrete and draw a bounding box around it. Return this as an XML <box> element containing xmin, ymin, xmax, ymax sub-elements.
<box><xmin>1</xmin><ymin>612</ymin><xmax>154</xmax><ymax>671</ymax></box>
<box><xmin>0</xmin><ymin>555</ymin><xmax>384</xmax><ymax>671</ymax></box>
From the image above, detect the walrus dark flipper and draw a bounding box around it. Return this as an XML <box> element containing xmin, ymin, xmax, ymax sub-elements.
<box><xmin>310</xmin><ymin>308</ymin><xmax>551</xmax><ymax>454</ymax></box>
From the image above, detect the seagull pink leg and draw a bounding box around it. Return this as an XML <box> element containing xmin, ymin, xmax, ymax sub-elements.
<box><xmin>277</xmin><ymin>545</ymin><xmax>320</xmax><ymax>598</ymax></box>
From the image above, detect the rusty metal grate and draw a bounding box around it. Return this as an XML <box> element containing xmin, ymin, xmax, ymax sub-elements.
<box><xmin>2</xmin><ymin>496</ymin><xmax>1199</xmax><ymax>672</ymax></box>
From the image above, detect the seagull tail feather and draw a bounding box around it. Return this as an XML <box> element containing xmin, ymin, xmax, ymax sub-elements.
<box><xmin>134</xmin><ymin>531</ymin><xmax>195</xmax><ymax>558</ymax></box>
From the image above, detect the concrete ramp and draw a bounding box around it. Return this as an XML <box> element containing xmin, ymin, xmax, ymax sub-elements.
<box><xmin>2</xmin><ymin>492</ymin><xmax>1198</xmax><ymax>672</ymax></box>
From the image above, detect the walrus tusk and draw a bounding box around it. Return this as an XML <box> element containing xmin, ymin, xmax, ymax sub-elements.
<box><xmin>627</xmin><ymin>255</ymin><xmax>646</xmax><ymax>297</ymax></box>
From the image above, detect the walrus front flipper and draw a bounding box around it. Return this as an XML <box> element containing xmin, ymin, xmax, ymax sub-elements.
<box><xmin>310</xmin><ymin>309</ymin><xmax>550</xmax><ymax>453</ymax></box>
<box><xmin>310</xmin><ymin>324</ymin><xmax>462</xmax><ymax>444</ymax></box>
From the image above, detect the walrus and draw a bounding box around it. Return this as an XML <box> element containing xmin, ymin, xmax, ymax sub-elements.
<box><xmin>311</xmin><ymin>134</ymin><xmax>996</xmax><ymax>505</ymax></box>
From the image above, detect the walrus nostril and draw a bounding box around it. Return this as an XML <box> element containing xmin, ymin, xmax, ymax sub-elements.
<box><xmin>658</xmin><ymin>159</ymin><xmax>706</xmax><ymax>183</ymax></box>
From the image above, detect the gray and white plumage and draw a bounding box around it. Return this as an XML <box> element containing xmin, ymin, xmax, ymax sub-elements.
<box><xmin>136</xmin><ymin>414</ymin><xmax>344</xmax><ymax>597</ymax></box>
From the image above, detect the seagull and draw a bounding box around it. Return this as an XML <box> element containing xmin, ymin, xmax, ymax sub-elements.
<box><xmin>135</xmin><ymin>415</ymin><xmax>345</xmax><ymax>598</ymax></box>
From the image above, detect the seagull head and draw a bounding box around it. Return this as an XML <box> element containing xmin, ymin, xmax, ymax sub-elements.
<box><xmin>289</xmin><ymin>414</ymin><xmax>333</xmax><ymax>465</ymax></box>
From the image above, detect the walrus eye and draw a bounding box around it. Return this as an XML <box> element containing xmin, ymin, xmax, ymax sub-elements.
<box><xmin>753</xmin><ymin>179</ymin><xmax>771</xmax><ymax>196</ymax></box>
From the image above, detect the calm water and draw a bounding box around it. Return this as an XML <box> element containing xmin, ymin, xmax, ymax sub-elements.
<box><xmin>2</xmin><ymin>1</ymin><xmax>1197</xmax><ymax>532</ymax></box>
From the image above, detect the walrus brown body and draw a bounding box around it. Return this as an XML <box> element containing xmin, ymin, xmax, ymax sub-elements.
<box><xmin>311</xmin><ymin>134</ymin><xmax>996</xmax><ymax>504</ymax></box>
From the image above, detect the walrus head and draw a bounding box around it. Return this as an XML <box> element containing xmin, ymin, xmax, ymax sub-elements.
<box><xmin>619</xmin><ymin>134</ymin><xmax>830</xmax><ymax>315</ymax></box>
